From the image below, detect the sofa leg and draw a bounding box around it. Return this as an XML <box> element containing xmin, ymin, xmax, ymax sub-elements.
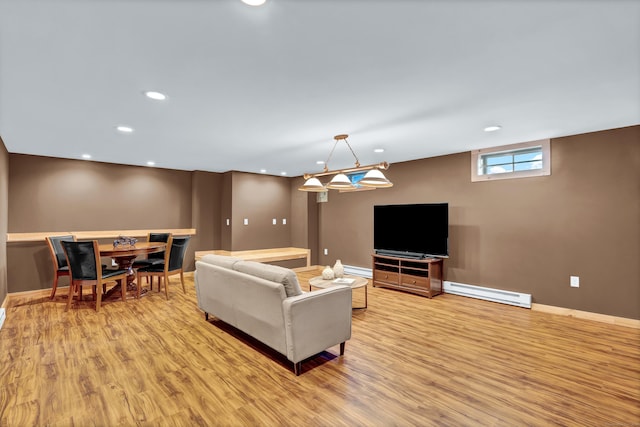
<box><xmin>294</xmin><ymin>362</ymin><xmax>302</xmax><ymax>376</ymax></box>
<box><xmin>205</xmin><ymin>312</ymin><xmax>209</xmax><ymax>321</ymax></box>
<box><xmin>340</xmin><ymin>342</ymin><xmax>345</xmax><ymax>356</ymax></box>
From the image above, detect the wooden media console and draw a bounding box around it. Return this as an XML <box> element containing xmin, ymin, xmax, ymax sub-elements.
<box><xmin>372</xmin><ymin>253</ymin><xmax>443</xmax><ymax>298</ymax></box>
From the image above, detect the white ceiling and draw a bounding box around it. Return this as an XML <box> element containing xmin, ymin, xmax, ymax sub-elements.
<box><xmin>1</xmin><ymin>0</ymin><xmax>638</xmax><ymax>177</ymax></box>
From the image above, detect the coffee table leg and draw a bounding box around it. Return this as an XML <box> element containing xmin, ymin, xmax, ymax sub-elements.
<box><xmin>353</xmin><ymin>285</ymin><xmax>368</xmax><ymax>310</ymax></box>
<box><xmin>365</xmin><ymin>284</ymin><xmax>368</xmax><ymax>309</ymax></box>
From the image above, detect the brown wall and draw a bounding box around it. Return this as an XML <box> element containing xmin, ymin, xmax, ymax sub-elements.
<box><xmin>0</xmin><ymin>138</ymin><xmax>8</xmax><ymax>306</ymax></box>
<box><xmin>316</xmin><ymin>126</ymin><xmax>639</xmax><ymax>319</ymax></box>
<box><xmin>3</xmin><ymin>126</ymin><xmax>638</xmax><ymax>319</ymax></box>
<box><xmin>191</xmin><ymin>170</ymin><xmax>223</xmax><ymax>257</ymax></box>
<box><xmin>220</xmin><ymin>172</ymin><xmax>233</xmax><ymax>250</ymax></box>
<box><xmin>230</xmin><ymin>172</ymin><xmax>292</xmax><ymax>251</ymax></box>
<box><xmin>7</xmin><ymin>155</ymin><xmax>195</xmax><ymax>293</ymax></box>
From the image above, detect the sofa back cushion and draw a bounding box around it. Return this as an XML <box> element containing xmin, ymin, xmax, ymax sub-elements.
<box><xmin>199</xmin><ymin>254</ymin><xmax>242</xmax><ymax>270</ymax></box>
<box><xmin>232</xmin><ymin>260</ymin><xmax>303</xmax><ymax>297</ymax></box>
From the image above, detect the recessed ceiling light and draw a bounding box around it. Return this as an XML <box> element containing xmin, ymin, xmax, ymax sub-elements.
<box><xmin>116</xmin><ymin>126</ymin><xmax>134</xmax><ymax>133</ymax></box>
<box><xmin>260</xmin><ymin>169</ymin><xmax>267</xmax><ymax>173</ymax></box>
<box><xmin>316</xmin><ymin>160</ymin><xmax>325</xmax><ymax>165</ymax></box>
<box><xmin>144</xmin><ymin>91</ymin><xmax>167</xmax><ymax>100</ymax></box>
<box><xmin>484</xmin><ymin>125</ymin><xmax>502</xmax><ymax>132</ymax></box>
<box><xmin>146</xmin><ymin>161</ymin><xmax>155</xmax><ymax>166</ymax></box>
<box><xmin>280</xmin><ymin>172</ymin><xmax>287</xmax><ymax>176</ymax></box>
<box><xmin>242</xmin><ymin>0</ymin><xmax>266</xmax><ymax>6</ymax></box>
<box><xmin>374</xmin><ymin>148</ymin><xmax>385</xmax><ymax>153</ymax></box>
<box><xmin>81</xmin><ymin>154</ymin><xmax>91</xmax><ymax>159</ymax></box>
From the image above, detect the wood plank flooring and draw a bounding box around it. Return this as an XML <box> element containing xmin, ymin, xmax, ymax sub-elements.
<box><xmin>1</xmin><ymin>268</ymin><xmax>639</xmax><ymax>426</ymax></box>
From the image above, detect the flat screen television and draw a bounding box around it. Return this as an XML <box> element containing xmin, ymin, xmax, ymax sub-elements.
<box><xmin>374</xmin><ymin>203</ymin><xmax>449</xmax><ymax>259</ymax></box>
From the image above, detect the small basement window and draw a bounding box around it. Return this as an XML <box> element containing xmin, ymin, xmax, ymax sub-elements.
<box><xmin>471</xmin><ymin>139</ymin><xmax>550</xmax><ymax>182</ymax></box>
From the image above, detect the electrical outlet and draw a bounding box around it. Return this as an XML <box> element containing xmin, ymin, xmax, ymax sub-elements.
<box><xmin>272</xmin><ymin>218</ymin><xmax>277</xmax><ymax>225</ymax></box>
<box><xmin>243</xmin><ymin>218</ymin><xmax>249</xmax><ymax>225</ymax></box>
<box><xmin>570</xmin><ymin>276</ymin><xmax>580</xmax><ymax>288</ymax></box>
<box><xmin>226</xmin><ymin>218</ymin><xmax>230</xmax><ymax>226</ymax></box>
<box><xmin>282</xmin><ymin>218</ymin><xmax>287</xmax><ymax>225</ymax></box>
<box><xmin>324</xmin><ymin>248</ymin><xmax>328</xmax><ymax>256</ymax></box>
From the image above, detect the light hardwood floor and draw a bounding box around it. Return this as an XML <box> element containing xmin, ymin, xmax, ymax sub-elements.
<box><xmin>1</xmin><ymin>268</ymin><xmax>639</xmax><ymax>426</ymax></box>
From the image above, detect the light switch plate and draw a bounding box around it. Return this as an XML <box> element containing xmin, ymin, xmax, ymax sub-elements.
<box><xmin>570</xmin><ymin>276</ymin><xmax>580</xmax><ymax>287</ymax></box>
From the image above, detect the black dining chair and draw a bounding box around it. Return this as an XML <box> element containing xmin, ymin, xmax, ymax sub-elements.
<box><xmin>45</xmin><ymin>235</ymin><xmax>76</xmax><ymax>299</ymax></box>
<box><xmin>136</xmin><ymin>236</ymin><xmax>190</xmax><ymax>299</ymax></box>
<box><xmin>61</xmin><ymin>240</ymin><xmax>128</xmax><ymax>312</ymax></box>
<box><xmin>132</xmin><ymin>232</ymin><xmax>171</xmax><ymax>289</ymax></box>
<box><xmin>132</xmin><ymin>232</ymin><xmax>171</xmax><ymax>268</ymax></box>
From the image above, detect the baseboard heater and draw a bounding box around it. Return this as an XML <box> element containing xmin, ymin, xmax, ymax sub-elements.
<box><xmin>443</xmin><ymin>281</ymin><xmax>531</xmax><ymax>308</ymax></box>
<box><xmin>344</xmin><ymin>265</ymin><xmax>372</xmax><ymax>279</ymax></box>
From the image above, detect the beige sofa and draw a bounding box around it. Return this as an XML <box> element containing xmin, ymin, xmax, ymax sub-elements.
<box><xmin>194</xmin><ymin>254</ymin><xmax>352</xmax><ymax>375</ymax></box>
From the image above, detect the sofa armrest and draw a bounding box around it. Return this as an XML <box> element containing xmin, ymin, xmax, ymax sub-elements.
<box><xmin>282</xmin><ymin>285</ymin><xmax>352</xmax><ymax>363</ymax></box>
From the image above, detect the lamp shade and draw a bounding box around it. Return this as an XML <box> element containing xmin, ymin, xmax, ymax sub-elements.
<box><xmin>298</xmin><ymin>177</ymin><xmax>326</xmax><ymax>192</ymax></box>
<box><xmin>326</xmin><ymin>173</ymin><xmax>355</xmax><ymax>190</ymax></box>
<box><xmin>359</xmin><ymin>169</ymin><xmax>393</xmax><ymax>188</ymax></box>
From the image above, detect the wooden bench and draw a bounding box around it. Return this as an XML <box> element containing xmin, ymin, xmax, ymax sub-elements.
<box><xmin>195</xmin><ymin>247</ymin><xmax>311</xmax><ymax>268</ymax></box>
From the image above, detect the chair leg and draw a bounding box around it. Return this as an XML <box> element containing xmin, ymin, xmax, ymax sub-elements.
<box><xmin>95</xmin><ymin>284</ymin><xmax>102</xmax><ymax>312</ymax></box>
<box><xmin>136</xmin><ymin>273</ymin><xmax>142</xmax><ymax>299</ymax></box>
<box><xmin>65</xmin><ymin>282</ymin><xmax>75</xmax><ymax>311</ymax></box>
<box><xmin>120</xmin><ymin>279</ymin><xmax>127</xmax><ymax>302</ymax></box>
<box><xmin>180</xmin><ymin>270</ymin><xmax>186</xmax><ymax>293</ymax></box>
<box><xmin>164</xmin><ymin>274</ymin><xmax>169</xmax><ymax>300</ymax></box>
<box><xmin>50</xmin><ymin>273</ymin><xmax>59</xmax><ymax>299</ymax></box>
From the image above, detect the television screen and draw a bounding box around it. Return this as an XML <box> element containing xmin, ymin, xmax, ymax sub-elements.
<box><xmin>374</xmin><ymin>203</ymin><xmax>449</xmax><ymax>258</ymax></box>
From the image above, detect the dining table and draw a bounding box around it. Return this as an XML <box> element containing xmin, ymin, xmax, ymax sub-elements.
<box><xmin>99</xmin><ymin>242</ymin><xmax>166</xmax><ymax>297</ymax></box>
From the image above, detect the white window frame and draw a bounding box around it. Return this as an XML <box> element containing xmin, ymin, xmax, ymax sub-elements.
<box><xmin>471</xmin><ymin>139</ymin><xmax>551</xmax><ymax>182</ymax></box>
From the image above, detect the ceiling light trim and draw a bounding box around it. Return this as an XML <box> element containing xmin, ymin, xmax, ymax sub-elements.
<box><xmin>144</xmin><ymin>91</ymin><xmax>167</xmax><ymax>101</ymax></box>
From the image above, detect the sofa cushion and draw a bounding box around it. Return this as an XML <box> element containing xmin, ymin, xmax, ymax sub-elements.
<box><xmin>199</xmin><ymin>254</ymin><xmax>242</xmax><ymax>270</ymax></box>
<box><xmin>232</xmin><ymin>261</ymin><xmax>303</xmax><ymax>297</ymax></box>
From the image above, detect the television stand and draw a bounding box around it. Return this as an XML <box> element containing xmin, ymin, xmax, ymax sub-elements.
<box><xmin>372</xmin><ymin>253</ymin><xmax>443</xmax><ymax>298</ymax></box>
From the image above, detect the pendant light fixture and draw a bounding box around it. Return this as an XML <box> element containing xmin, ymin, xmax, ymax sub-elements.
<box><xmin>298</xmin><ymin>134</ymin><xmax>393</xmax><ymax>192</ymax></box>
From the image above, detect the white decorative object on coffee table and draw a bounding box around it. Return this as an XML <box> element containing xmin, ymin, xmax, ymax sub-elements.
<box><xmin>322</xmin><ymin>265</ymin><xmax>335</xmax><ymax>280</ymax></box>
<box><xmin>333</xmin><ymin>259</ymin><xmax>344</xmax><ymax>278</ymax></box>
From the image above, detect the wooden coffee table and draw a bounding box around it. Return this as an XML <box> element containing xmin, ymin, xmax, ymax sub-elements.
<box><xmin>309</xmin><ymin>275</ymin><xmax>368</xmax><ymax>309</ymax></box>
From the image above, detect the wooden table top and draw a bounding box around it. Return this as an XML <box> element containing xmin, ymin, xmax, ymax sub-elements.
<box><xmin>98</xmin><ymin>242</ymin><xmax>166</xmax><ymax>258</ymax></box>
<box><xmin>309</xmin><ymin>275</ymin><xmax>368</xmax><ymax>290</ymax></box>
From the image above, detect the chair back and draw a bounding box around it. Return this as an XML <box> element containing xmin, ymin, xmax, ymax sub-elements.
<box><xmin>46</xmin><ymin>235</ymin><xmax>76</xmax><ymax>269</ymax></box>
<box><xmin>148</xmin><ymin>232</ymin><xmax>171</xmax><ymax>260</ymax></box>
<box><xmin>167</xmin><ymin>236</ymin><xmax>191</xmax><ymax>271</ymax></box>
<box><xmin>62</xmin><ymin>240</ymin><xmax>100</xmax><ymax>281</ymax></box>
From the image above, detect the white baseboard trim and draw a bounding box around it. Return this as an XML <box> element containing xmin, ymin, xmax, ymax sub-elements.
<box><xmin>344</xmin><ymin>265</ymin><xmax>372</xmax><ymax>279</ymax></box>
<box><xmin>443</xmin><ymin>280</ymin><xmax>532</xmax><ymax>308</ymax></box>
